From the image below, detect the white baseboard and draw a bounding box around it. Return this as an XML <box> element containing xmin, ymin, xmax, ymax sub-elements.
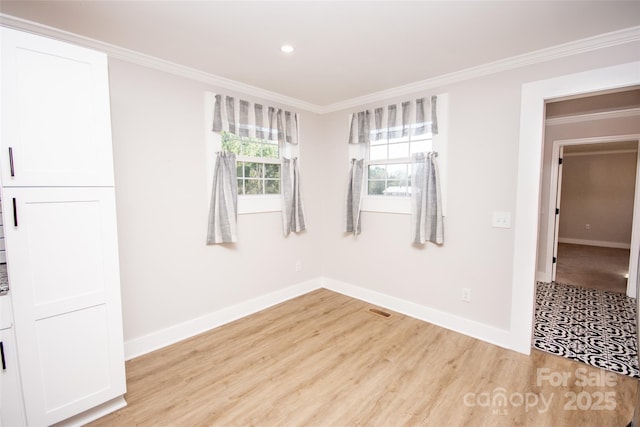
<box><xmin>123</xmin><ymin>278</ymin><xmax>321</xmax><ymax>360</ymax></box>
<box><xmin>536</xmin><ymin>270</ymin><xmax>550</xmax><ymax>283</ymax></box>
<box><xmin>320</xmin><ymin>277</ymin><xmax>513</xmax><ymax>352</ymax></box>
<box><xmin>125</xmin><ymin>276</ymin><xmax>518</xmax><ymax>361</ymax></box>
<box><xmin>558</xmin><ymin>237</ymin><xmax>631</xmax><ymax>249</ymax></box>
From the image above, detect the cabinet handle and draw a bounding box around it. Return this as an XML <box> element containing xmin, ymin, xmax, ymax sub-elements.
<box><xmin>0</xmin><ymin>342</ymin><xmax>6</xmax><ymax>370</ymax></box>
<box><xmin>12</xmin><ymin>198</ymin><xmax>17</xmax><ymax>227</ymax></box>
<box><xmin>8</xmin><ymin>147</ymin><xmax>15</xmax><ymax>177</ymax></box>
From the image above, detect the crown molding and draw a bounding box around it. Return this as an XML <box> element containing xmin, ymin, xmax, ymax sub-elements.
<box><xmin>0</xmin><ymin>14</ymin><xmax>324</xmax><ymax>114</ymax></box>
<box><xmin>545</xmin><ymin>107</ymin><xmax>640</xmax><ymax>126</ymax></box>
<box><xmin>1</xmin><ymin>13</ymin><xmax>638</xmax><ymax>115</ymax></box>
<box><xmin>319</xmin><ymin>26</ymin><xmax>640</xmax><ymax>113</ymax></box>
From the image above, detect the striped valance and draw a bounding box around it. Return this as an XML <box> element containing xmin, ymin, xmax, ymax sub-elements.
<box><xmin>212</xmin><ymin>94</ymin><xmax>299</xmax><ymax>145</ymax></box>
<box><xmin>348</xmin><ymin>95</ymin><xmax>438</xmax><ymax>144</ymax></box>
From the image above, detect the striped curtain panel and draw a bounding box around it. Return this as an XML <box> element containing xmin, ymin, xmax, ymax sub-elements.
<box><xmin>344</xmin><ymin>158</ymin><xmax>365</xmax><ymax>235</ymax></box>
<box><xmin>207</xmin><ymin>152</ymin><xmax>238</xmax><ymax>244</ymax></box>
<box><xmin>281</xmin><ymin>157</ymin><xmax>306</xmax><ymax>235</ymax></box>
<box><xmin>348</xmin><ymin>95</ymin><xmax>438</xmax><ymax>144</ymax></box>
<box><xmin>212</xmin><ymin>94</ymin><xmax>299</xmax><ymax>145</ymax></box>
<box><xmin>411</xmin><ymin>152</ymin><xmax>444</xmax><ymax>245</ymax></box>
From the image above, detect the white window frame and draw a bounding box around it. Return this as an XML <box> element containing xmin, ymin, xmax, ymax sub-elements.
<box><xmin>205</xmin><ymin>92</ymin><xmax>291</xmax><ymax>214</ymax></box>
<box><xmin>354</xmin><ymin>93</ymin><xmax>448</xmax><ymax>215</ymax></box>
<box><xmin>225</xmin><ymin>133</ymin><xmax>281</xmax><ymax>196</ymax></box>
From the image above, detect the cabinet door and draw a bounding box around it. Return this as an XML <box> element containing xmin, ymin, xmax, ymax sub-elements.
<box><xmin>2</xmin><ymin>187</ymin><xmax>125</xmax><ymax>426</ymax></box>
<box><xmin>1</xmin><ymin>327</ymin><xmax>27</xmax><ymax>427</ymax></box>
<box><xmin>1</xmin><ymin>28</ymin><xmax>115</xmax><ymax>187</ymax></box>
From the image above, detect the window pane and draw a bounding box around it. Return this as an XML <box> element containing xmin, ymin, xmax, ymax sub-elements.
<box><xmin>262</xmin><ymin>143</ymin><xmax>279</xmax><ymax>159</ymax></box>
<box><xmin>245</xmin><ymin>179</ymin><xmax>263</xmax><ymax>195</ymax></box>
<box><xmin>370</xmin><ymin>138</ymin><xmax>387</xmax><ymax>146</ymax></box>
<box><xmin>265</xmin><ymin>179</ymin><xmax>280</xmax><ymax>194</ymax></box>
<box><xmin>369</xmin><ymin>145</ymin><xmax>387</xmax><ymax>161</ymax></box>
<box><xmin>368</xmin><ymin>180</ymin><xmax>386</xmax><ymax>195</ymax></box>
<box><xmin>388</xmin><ymin>134</ymin><xmax>410</xmax><ymax>144</ymax></box>
<box><xmin>222</xmin><ymin>131</ymin><xmax>280</xmax><ymax>160</ymax></box>
<box><xmin>236</xmin><ymin>162</ymin><xmax>244</xmax><ymax>178</ymax></box>
<box><xmin>265</xmin><ymin>163</ymin><xmax>280</xmax><ymax>178</ymax></box>
<box><xmin>244</xmin><ymin>162</ymin><xmax>263</xmax><ymax>178</ymax></box>
<box><xmin>244</xmin><ymin>141</ymin><xmax>264</xmax><ymax>157</ymax></box>
<box><xmin>368</xmin><ymin>165</ymin><xmax>387</xmax><ymax>179</ymax></box>
<box><xmin>387</xmin><ymin>163</ymin><xmax>408</xmax><ymax>181</ymax></box>
<box><xmin>388</xmin><ymin>142</ymin><xmax>409</xmax><ymax>159</ymax></box>
<box><xmin>237</xmin><ymin>179</ymin><xmax>244</xmax><ymax>195</ymax></box>
<box><xmin>385</xmin><ymin>185</ymin><xmax>409</xmax><ymax>196</ymax></box>
<box><xmin>222</xmin><ymin>137</ymin><xmax>242</xmax><ymax>153</ymax></box>
<box><xmin>410</xmin><ymin>139</ymin><xmax>429</xmax><ymax>155</ymax></box>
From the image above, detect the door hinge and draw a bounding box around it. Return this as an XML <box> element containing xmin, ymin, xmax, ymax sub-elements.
<box><xmin>553</xmin><ymin>257</ymin><xmax>557</xmax><ymax>264</ymax></box>
<box><xmin>559</xmin><ymin>158</ymin><xmax>563</xmax><ymax>165</ymax></box>
<box><xmin>556</xmin><ymin>208</ymin><xmax>560</xmax><ymax>215</ymax></box>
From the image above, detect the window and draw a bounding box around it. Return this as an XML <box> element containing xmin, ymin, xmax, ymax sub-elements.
<box><xmin>205</xmin><ymin>92</ymin><xmax>292</xmax><ymax>214</ymax></box>
<box><xmin>221</xmin><ymin>131</ymin><xmax>281</xmax><ymax>195</ymax></box>
<box><xmin>359</xmin><ymin>93</ymin><xmax>448</xmax><ymax>215</ymax></box>
<box><xmin>367</xmin><ymin>131</ymin><xmax>433</xmax><ymax>196</ymax></box>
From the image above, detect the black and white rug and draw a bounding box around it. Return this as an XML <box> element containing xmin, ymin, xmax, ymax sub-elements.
<box><xmin>533</xmin><ymin>281</ymin><xmax>639</xmax><ymax>379</ymax></box>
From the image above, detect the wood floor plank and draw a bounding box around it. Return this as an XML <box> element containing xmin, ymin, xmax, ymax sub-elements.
<box><xmin>88</xmin><ymin>289</ymin><xmax>638</xmax><ymax>426</ymax></box>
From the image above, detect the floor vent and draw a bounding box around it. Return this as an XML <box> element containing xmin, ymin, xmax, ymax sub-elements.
<box><xmin>369</xmin><ymin>308</ymin><xmax>391</xmax><ymax>318</ymax></box>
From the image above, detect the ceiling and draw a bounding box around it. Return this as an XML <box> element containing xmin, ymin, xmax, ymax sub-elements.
<box><xmin>1</xmin><ymin>1</ymin><xmax>639</xmax><ymax>109</ymax></box>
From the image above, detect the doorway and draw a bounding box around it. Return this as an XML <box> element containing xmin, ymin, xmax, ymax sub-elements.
<box><xmin>532</xmin><ymin>89</ymin><xmax>640</xmax><ymax>377</ymax></box>
<box><xmin>510</xmin><ymin>61</ymin><xmax>640</xmax><ymax>356</ymax></box>
<box><xmin>548</xmin><ymin>137</ymin><xmax>640</xmax><ymax>296</ymax></box>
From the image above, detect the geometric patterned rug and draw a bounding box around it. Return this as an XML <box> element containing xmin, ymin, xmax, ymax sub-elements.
<box><xmin>533</xmin><ymin>281</ymin><xmax>639</xmax><ymax>379</ymax></box>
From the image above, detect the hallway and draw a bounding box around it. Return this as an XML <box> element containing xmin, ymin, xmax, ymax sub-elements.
<box><xmin>555</xmin><ymin>243</ymin><xmax>630</xmax><ymax>294</ymax></box>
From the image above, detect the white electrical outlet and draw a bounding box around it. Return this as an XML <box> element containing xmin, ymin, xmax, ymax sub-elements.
<box><xmin>585</xmin><ymin>223</ymin><xmax>591</xmax><ymax>230</ymax></box>
<box><xmin>462</xmin><ymin>288</ymin><xmax>471</xmax><ymax>303</ymax></box>
<box><xmin>492</xmin><ymin>211</ymin><xmax>511</xmax><ymax>229</ymax></box>
<box><xmin>295</xmin><ymin>261</ymin><xmax>302</xmax><ymax>272</ymax></box>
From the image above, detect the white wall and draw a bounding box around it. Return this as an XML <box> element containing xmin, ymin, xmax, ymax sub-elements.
<box><xmin>559</xmin><ymin>151</ymin><xmax>637</xmax><ymax>246</ymax></box>
<box><xmin>321</xmin><ymin>41</ymin><xmax>640</xmax><ymax>335</ymax></box>
<box><xmin>107</xmin><ymin>59</ymin><xmax>324</xmax><ymax>352</ymax></box>
<box><xmin>106</xmin><ymin>39</ymin><xmax>640</xmax><ymax>356</ymax></box>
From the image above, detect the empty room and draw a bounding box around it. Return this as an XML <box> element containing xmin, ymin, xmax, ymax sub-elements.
<box><xmin>1</xmin><ymin>1</ymin><xmax>640</xmax><ymax>426</ymax></box>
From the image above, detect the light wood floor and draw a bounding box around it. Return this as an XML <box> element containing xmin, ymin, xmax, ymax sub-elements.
<box><xmin>89</xmin><ymin>289</ymin><xmax>637</xmax><ymax>426</ymax></box>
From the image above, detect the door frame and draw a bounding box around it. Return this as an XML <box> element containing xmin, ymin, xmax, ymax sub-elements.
<box><xmin>551</xmin><ymin>145</ymin><xmax>565</xmax><ymax>282</ymax></box>
<box><xmin>543</xmin><ymin>135</ymin><xmax>640</xmax><ymax>297</ymax></box>
<box><xmin>510</xmin><ymin>61</ymin><xmax>640</xmax><ymax>355</ymax></box>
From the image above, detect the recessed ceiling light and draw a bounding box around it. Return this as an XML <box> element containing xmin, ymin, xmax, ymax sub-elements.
<box><xmin>280</xmin><ymin>44</ymin><xmax>294</xmax><ymax>54</ymax></box>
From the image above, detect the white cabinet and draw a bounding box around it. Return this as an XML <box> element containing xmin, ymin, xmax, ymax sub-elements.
<box><xmin>1</xmin><ymin>276</ymin><xmax>27</xmax><ymax>427</ymax></box>
<box><xmin>0</xmin><ymin>27</ymin><xmax>126</xmax><ymax>426</ymax></box>
<box><xmin>2</xmin><ymin>188</ymin><xmax>125</xmax><ymax>426</ymax></box>
<box><xmin>1</xmin><ymin>326</ymin><xmax>27</xmax><ymax>427</ymax></box>
<box><xmin>1</xmin><ymin>28</ymin><xmax>115</xmax><ymax>187</ymax></box>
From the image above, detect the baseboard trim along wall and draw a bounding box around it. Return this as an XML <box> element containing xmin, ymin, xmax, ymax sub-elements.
<box><xmin>321</xmin><ymin>278</ymin><xmax>512</xmax><ymax>351</ymax></box>
<box><xmin>558</xmin><ymin>237</ymin><xmax>631</xmax><ymax>249</ymax></box>
<box><xmin>124</xmin><ymin>277</ymin><xmax>515</xmax><ymax>360</ymax></box>
<box><xmin>123</xmin><ymin>279</ymin><xmax>320</xmax><ymax>360</ymax></box>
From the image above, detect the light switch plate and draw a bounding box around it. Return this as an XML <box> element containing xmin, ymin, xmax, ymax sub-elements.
<box><xmin>492</xmin><ymin>211</ymin><xmax>512</xmax><ymax>228</ymax></box>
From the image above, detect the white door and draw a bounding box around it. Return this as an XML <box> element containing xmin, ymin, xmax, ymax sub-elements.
<box><xmin>2</xmin><ymin>187</ymin><xmax>125</xmax><ymax>426</ymax></box>
<box><xmin>0</xmin><ymin>28</ymin><xmax>115</xmax><ymax>187</ymax></box>
<box><xmin>551</xmin><ymin>147</ymin><xmax>564</xmax><ymax>281</ymax></box>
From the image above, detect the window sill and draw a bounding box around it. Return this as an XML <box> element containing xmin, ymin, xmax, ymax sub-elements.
<box><xmin>238</xmin><ymin>195</ymin><xmax>281</xmax><ymax>214</ymax></box>
<box><xmin>361</xmin><ymin>196</ymin><xmax>411</xmax><ymax>214</ymax></box>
